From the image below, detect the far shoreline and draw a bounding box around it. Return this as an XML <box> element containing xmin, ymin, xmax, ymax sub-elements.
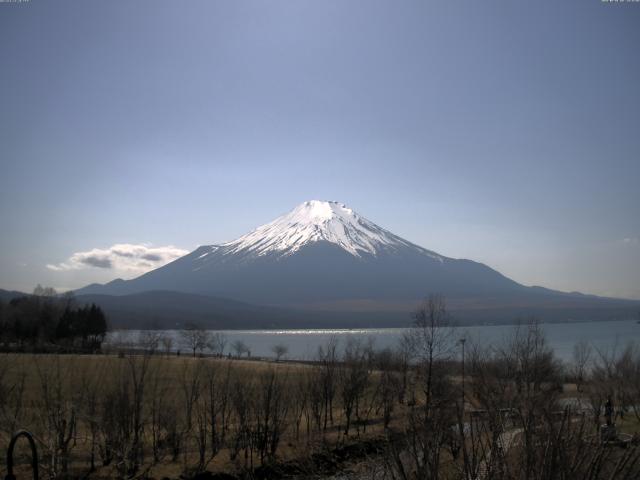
<box><xmin>107</xmin><ymin>316</ymin><xmax>639</xmax><ymax>331</ymax></box>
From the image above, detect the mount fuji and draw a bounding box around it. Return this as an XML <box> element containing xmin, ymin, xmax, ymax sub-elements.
<box><xmin>75</xmin><ymin>201</ymin><xmax>639</xmax><ymax>326</ymax></box>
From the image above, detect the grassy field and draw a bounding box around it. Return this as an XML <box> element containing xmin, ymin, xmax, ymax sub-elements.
<box><xmin>0</xmin><ymin>351</ymin><xmax>405</xmax><ymax>479</ymax></box>
<box><xmin>3</xmin><ymin>342</ymin><xmax>639</xmax><ymax>480</ymax></box>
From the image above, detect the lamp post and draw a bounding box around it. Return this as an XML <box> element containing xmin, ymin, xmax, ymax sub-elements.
<box><xmin>458</xmin><ymin>337</ymin><xmax>468</xmax><ymax>475</ymax></box>
<box><xmin>460</xmin><ymin>337</ymin><xmax>466</xmax><ymax>407</ymax></box>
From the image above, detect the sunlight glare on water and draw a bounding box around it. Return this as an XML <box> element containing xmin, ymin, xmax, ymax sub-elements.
<box><xmin>106</xmin><ymin>320</ymin><xmax>640</xmax><ymax>363</ymax></box>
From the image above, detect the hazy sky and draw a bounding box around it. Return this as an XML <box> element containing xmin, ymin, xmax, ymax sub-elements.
<box><xmin>1</xmin><ymin>0</ymin><xmax>639</xmax><ymax>299</ymax></box>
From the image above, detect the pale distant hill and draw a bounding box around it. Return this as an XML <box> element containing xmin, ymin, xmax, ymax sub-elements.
<box><xmin>0</xmin><ymin>289</ymin><xmax>29</xmax><ymax>302</ymax></box>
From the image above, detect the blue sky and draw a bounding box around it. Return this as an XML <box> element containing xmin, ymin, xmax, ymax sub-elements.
<box><xmin>1</xmin><ymin>0</ymin><xmax>639</xmax><ymax>299</ymax></box>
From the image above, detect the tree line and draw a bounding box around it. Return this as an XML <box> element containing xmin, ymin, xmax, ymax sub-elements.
<box><xmin>0</xmin><ymin>285</ymin><xmax>107</xmax><ymax>352</ymax></box>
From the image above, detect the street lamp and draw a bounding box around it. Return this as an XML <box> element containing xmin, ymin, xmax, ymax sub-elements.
<box><xmin>458</xmin><ymin>337</ymin><xmax>468</xmax><ymax>474</ymax></box>
<box><xmin>459</xmin><ymin>337</ymin><xmax>466</xmax><ymax>407</ymax></box>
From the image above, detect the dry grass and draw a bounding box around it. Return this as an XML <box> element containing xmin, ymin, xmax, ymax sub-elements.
<box><xmin>0</xmin><ymin>352</ymin><xmax>404</xmax><ymax>479</ymax></box>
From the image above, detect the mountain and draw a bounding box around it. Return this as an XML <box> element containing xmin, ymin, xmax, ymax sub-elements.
<box><xmin>74</xmin><ymin>290</ymin><xmax>418</xmax><ymax>329</ymax></box>
<box><xmin>75</xmin><ymin>291</ymin><xmax>295</xmax><ymax>330</ymax></box>
<box><xmin>75</xmin><ymin>200</ymin><xmax>522</xmax><ymax>302</ymax></box>
<box><xmin>72</xmin><ymin>290</ymin><xmax>639</xmax><ymax>330</ymax></box>
<box><xmin>76</xmin><ymin>200</ymin><xmax>640</xmax><ymax>323</ymax></box>
<box><xmin>0</xmin><ymin>288</ymin><xmax>28</xmax><ymax>302</ymax></box>
<box><xmin>1</xmin><ymin>287</ymin><xmax>403</xmax><ymax>329</ymax></box>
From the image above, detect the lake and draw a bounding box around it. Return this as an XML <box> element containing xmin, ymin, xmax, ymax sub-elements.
<box><xmin>107</xmin><ymin>319</ymin><xmax>640</xmax><ymax>363</ymax></box>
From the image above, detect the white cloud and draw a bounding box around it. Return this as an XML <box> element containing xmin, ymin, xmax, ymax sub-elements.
<box><xmin>47</xmin><ymin>243</ymin><xmax>189</xmax><ymax>276</ymax></box>
<box><xmin>622</xmin><ymin>237</ymin><xmax>639</xmax><ymax>246</ymax></box>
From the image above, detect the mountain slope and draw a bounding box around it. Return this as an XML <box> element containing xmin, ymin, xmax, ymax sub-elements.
<box><xmin>0</xmin><ymin>288</ymin><xmax>29</xmax><ymax>302</ymax></box>
<box><xmin>76</xmin><ymin>201</ymin><xmax>523</xmax><ymax>303</ymax></box>
<box><xmin>75</xmin><ymin>201</ymin><xmax>639</xmax><ymax>321</ymax></box>
<box><xmin>74</xmin><ymin>290</ymin><xmax>428</xmax><ymax>329</ymax></box>
<box><xmin>75</xmin><ymin>291</ymin><xmax>297</xmax><ymax>329</ymax></box>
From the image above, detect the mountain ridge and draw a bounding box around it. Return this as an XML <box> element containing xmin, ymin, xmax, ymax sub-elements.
<box><xmin>73</xmin><ymin>201</ymin><xmax>640</xmax><ymax>324</ymax></box>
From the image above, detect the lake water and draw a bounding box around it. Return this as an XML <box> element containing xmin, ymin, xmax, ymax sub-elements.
<box><xmin>107</xmin><ymin>319</ymin><xmax>640</xmax><ymax>363</ymax></box>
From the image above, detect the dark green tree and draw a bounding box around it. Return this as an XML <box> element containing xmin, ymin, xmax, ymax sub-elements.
<box><xmin>56</xmin><ymin>307</ymin><xmax>77</xmax><ymax>340</ymax></box>
<box><xmin>84</xmin><ymin>304</ymin><xmax>107</xmax><ymax>349</ymax></box>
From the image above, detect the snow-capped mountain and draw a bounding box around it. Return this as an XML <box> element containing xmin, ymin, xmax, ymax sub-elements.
<box><xmin>216</xmin><ymin>200</ymin><xmax>442</xmax><ymax>259</ymax></box>
<box><xmin>76</xmin><ymin>200</ymin><xmax>522</xmax><ymax>304</ymax></box>
<box><xmin>75</xmin><ymin>201</ymin><xmax>640</xmax><ymax>324</ymax></box>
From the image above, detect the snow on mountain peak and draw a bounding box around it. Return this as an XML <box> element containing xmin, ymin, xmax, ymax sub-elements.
<box><xmin>288</xmin><ymin>200</ymin><xmax>355</xmax><ymax>225</ymax></box>
<box><xmin>221</xmin><ymin>200</ymin><xmax>443</xmax><ymax>259</ymax></box>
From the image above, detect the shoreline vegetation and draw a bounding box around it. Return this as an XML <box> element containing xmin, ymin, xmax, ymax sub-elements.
<box><xmin>2</xmin><ymin>295</ymin><xmax>640</xmax><ymax>479</ymax></box>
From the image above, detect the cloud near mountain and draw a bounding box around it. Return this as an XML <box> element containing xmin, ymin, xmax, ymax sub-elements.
<box><xmin>47</xmin><ymin>243</ymin><xmax>189</xmax><ymax>276</ymax></box>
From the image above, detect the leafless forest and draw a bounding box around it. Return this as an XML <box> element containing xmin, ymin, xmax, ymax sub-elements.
<box><xmin>2</xmin><ymin>297</ymin><xmax>640</xmax><ymax>479</ymax></box>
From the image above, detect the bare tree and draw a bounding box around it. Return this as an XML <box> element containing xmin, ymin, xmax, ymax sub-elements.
<box><xmin>160</xmin><ymin>334</ymin><xmax>174</xmax><ymax>356</ymax></box>
<box><xmin>127</xmin><ymin>353</ymin><xmax>151</xmax><ymax>475</ymax></box>
<box><xmin>207</xmin><ymin>332</ymin><xmax>227</xmax><ymax>357</ymax></box>
<box><xmin>405</xmin><ymin>294</ymin><xmax>455</xmax><ymax>414</ymax></box>
<box><xmin>587</xmin><ymin>342</ymin><xmax>636</xmax><ymax>426</ymax></box>
<box><xmin>0</xmin><ymin>354</ymin><xmax>26</xmax><ymax>442</ymax></box>
<box><xmin>178</xmin><ymin>360</ymin><xmax>204</xmax><ymax>472</ymax></box>
<box><xmin>33</xmin><ymin>284</ymin><xmax>58</xmax><ymax>297</ymax></box>
<box><xmin>203</xmin><ymin>361</ymin><xmax>231</xmax><ymax>463</ymax></box>
<box><xmin>571</xmin><ymin>339</ymin><xmax>592</xmax><ymax>392</ymax></box>
<box><xmin>33</xmin><ymin>356</ymin><xmax>80</xmax><ymax>478</ymax></box>
<box><xmin>271</xmin><ymin>343</ymin><xmax>288</xmax><ymax>362</ymax></box>
<box><xmin>148</xmin><ymin>363</ymin><xmax>170</xmax><ymax>464</ymax></box>
<box><xmin>253</xmin><ymin>368</ymin><xmax>290</xmax><ymax>463</ymax></box>
<box><xmin>96</xmin><ymin>353</ymin><xmax>151</xmax><ymax>476</ymax></box>
<box><xmin>229</xmin><ymin>375</ymin><xmax>255</xmax><ymax>468</ymax></box>
<box><xmin>459</xmin><ymin>325</ymin><xmax>640</xmax><ymax>480</ymax></box>
<box><xmin>139</xmin><ymin>330</ymin><xmax>161</xmax><ymax>354</ymax></box>
<box><xmin>387</xmin><ymin>294</ymin><xmax>457</xmax><ymax>480</ymax></box>
<box><xmin>231</xmin><ymin>339</ymin><xmax>249</xmax><ymax>358</ymax></box>
<box><xmin>373</xmin><ymin>348</ymin><xmax>401</xmax><ymax>430</ymax></box>
<box><xmin>339</xmin><ymin>337</ymin><xmax>370</xmax><ymax>436</ymax></box>
<box><xmin>77</xmin><ymin>360</ymin><xmax>105</xmax><ymax>473</ymax></box>
<box><xmin>289</xmin><ymin>371</ymin><xmax>309</xmax><ymax>440</ymax></box>
<box><xmin>306</xmin><ymin>367</ymin><xmax>324</xmax><ymax>434</ymax></box>
<box><xmin>181</xmin><ymin>324</ymin><xmax>211</xmax><ymax>357</ymax></box>
<box><xmin>317</xmin><ymin>336</ymin><xmax>339</xmax><ymax>431</ymax></box>
<box><xmin>493</xmin><ymin>321</ymin><xmax>561</xmax><ymax>479</ymax></box>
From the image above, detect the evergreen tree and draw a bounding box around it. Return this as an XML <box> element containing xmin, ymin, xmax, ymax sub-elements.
<box><xmin>84</xmin><ymin>304</ymin><xmax>107</xmax><ymax>349</ymax></box>
<box><xmin>2</xmin><ymin>289</ymin><xmax>108</xmax><ymax>351</ymax></box>
<box><xmin>56</xmin><ymin>307</ymin><xmax>76</xmax><ymax>340</ymax></box>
